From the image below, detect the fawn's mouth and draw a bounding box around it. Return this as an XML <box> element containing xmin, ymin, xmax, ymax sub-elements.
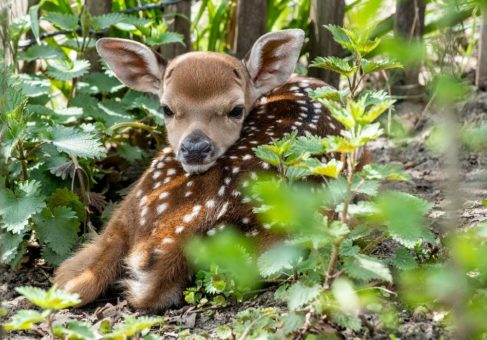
<box><xmin>181</xmin><ymin>160</ymin><xmax>217</xmax><ymax>174</ymax></box>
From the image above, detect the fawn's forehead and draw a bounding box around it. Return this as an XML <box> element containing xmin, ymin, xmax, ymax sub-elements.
<box><xmin>162</xmin><ymin>52</ymin><xmax>246</xmax><ymax>103</ymax></box>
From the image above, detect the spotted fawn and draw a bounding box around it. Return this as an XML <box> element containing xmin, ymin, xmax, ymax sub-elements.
<box><xmin>54</xmin><ymin>29</ymin><xmax>342</xmax><ymax>309</ymax></box>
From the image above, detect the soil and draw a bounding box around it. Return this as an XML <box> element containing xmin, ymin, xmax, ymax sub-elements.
<box><xmin>1</xmin><ymin>92</ymin><xmax>487</xmax><ymax>339</ymax></box>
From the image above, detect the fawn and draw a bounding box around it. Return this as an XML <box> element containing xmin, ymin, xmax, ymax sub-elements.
<box><xmin>53</xmin><ymin>29</ymin><xmax>342</xmax><ymax>309</ymax></box>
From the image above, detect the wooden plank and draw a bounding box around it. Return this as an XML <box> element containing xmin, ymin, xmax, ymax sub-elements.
<box><xmin>308</xmin><ymin>0</ymin><xmax>345</xmax><ymax>88</ymax></box>
<box><xmin>160</xmin><ymin>1</ymin><xmax>192</xmax><ymax>60</ymax></box>
<box><xmin>233</xmin><ymin>0</ymin><xmax>267</xmax><ymax>58</ymax></box>
<box><xmin>476</xmin><ymin>10</ymin><xmax>487</xmax><ymax>90</ymax></box>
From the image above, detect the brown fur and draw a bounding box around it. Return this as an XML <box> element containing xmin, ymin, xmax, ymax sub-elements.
<box><xmin>53</xmin><ymin>76</ymin><xmax>344</xmax><ymax>309</ymax></box>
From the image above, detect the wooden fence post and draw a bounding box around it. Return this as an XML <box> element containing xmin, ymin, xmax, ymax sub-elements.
<box><xmin>86</xmin><ymin>0</ymin><xmax>112</xmax><ymax>71</ymax></box>
<box><xmin>308</xmin><ymin>0</ymin><xmax>345</xmax><ymax>88</ymax></box>
<box><xmin>394</xmin><ymin>0</ymin><xmax>425</xmax><ymax>95</ymax></box>
<box><xmin>476</xmin><ymin>9</ymin><xmax>487</xmax><ymax>90</ymax></box>
<box><xmin>233</xmin><ymin>0</ymin><xmax>267</xmax><ymax>58</ymax></box>
<box><xmin>160</xmin><ymin>0</ymin><xmax>191</xmax><ymax>60</ymax></box>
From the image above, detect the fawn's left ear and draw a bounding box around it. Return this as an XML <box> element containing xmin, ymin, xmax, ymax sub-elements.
<box><xmin>244</xmin><ymin>29</ymin><xmax>304</xmax><ymax>100</ymax></box>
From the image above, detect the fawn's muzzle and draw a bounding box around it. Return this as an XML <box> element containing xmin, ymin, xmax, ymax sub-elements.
<box><xmin>180</xmin><ymin>130</ymin><xmax>214</xmax><ymax>164</ymax></box>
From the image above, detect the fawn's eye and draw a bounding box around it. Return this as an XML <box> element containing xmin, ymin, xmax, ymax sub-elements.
<box><xmin>162</xmin><ymin>105</ymin><xmax>175</xmax><ymax>118</ymax></box>
<box><xmin>227</xmin><ymin>106</ymin><xmax>244</xmax><ymax>119</ymax></box>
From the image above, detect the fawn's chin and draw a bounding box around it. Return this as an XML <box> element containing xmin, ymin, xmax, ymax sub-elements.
<box><xmin>181</xmin><ymin>161</ymin><xmax>216</xmax><ymax>174</ymax></box>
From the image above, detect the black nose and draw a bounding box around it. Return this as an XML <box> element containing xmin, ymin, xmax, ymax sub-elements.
<box><xmin>180</xmin><ymin>131</ymin><xmax>213</xmax><ymax>162</ymax></box>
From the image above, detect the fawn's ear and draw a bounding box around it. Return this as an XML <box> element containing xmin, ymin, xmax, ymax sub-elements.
<box><xmin>244</xmin><ymin>29</ymin><xmax>304</xmax><ymax>99</ymax></box>
<box><xmin>96</xmin><ymin>38</ymin><xmax>166</xmax><ymax>95</ymax></box>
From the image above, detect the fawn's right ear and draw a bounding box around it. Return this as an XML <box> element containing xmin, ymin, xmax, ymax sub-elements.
<box><xmin>96</xmin><ymin>38</ymin><xmax>166</xmax><ymax>95</ymax></box>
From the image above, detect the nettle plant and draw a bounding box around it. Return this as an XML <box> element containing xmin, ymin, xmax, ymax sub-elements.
<box><xmin>2</xmin><ymin>285</ymin><xmax>163</xmax><ymax>339</ymax></box>
<box><xmin>0</xmin><ymin>2</ymin><xmax>182</xmax><ymax>267</ymax></box>
<box><xmin>242</xmin><ymin>26</ymin><xmax>436</xmax><ymax>333</ymax></box>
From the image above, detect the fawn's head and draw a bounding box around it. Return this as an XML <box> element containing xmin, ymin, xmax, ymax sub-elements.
<box><xmin>96</xmin><ymin>29</ymin><xmax>304</xmax><ymax>174</ymax></box>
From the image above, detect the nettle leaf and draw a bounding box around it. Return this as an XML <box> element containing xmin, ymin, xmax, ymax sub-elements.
<box><xmin>0</xmin><ymin>229</ymin><xmax>25</xmax><ymax>266</ymax></box>
<box><xmin>253</xmin><ymin>145</ymin><xmax>281</xmax><ymax>166</ymax></box>
<box><xmin>293</xmin><ymin>135</ymin><xmax>328</xmax><ymax>155</ymax></box>
<box><xmin>376</xmin><ymin>191</ymin><xmax>434</xmax><ymax>248</ymax></box>
<box><xmin>92</xmin><ymin>12</ymin><xmax>126</xmax><ymax>30</ymax></box>
<box><xmin>43</xmin><ymin>12</ymin><xmax>78</xmax><ymax>30</ymax></box>
<box><xmin>310</xmin><ymin>56</ymin><xmax>355</xmax><ymax>76</ymax></box>
<box><xmin>45</xmin><ymin>126</ymin><xmax>106</xmax><ymax>159</ymax></box>
<box><xmin>362</xmin><ymin>101</ymin><xmax>395</xmax><ymax>124</ymax></box>
<box><xmin>302</xmin><ymin>158</ymin><xmax>343</xmax><ymax>178</ymax></box>
<box><xmin>19</xmin><ymin>45</ymin><xmax>64</xmax><ymax>62</ymax></box>
<box><xmin>361</xmin><ymin>163</ymin><xmax>411</xmax><ymax>182</ymax></box>
<box><xmin>81</xmin><ymin>72</ymin><xmax>123</xmax><ymax>94</ymax></box>
<box><xmin>287</xmin><ymin>282</ymin><xmax>321</xmax><ymax>310</ymax></box>
<box><xmin>3</xmin><ymin>309</ymin><xmax>50</xmax><ymax>331</ymax></box>
<box><xmin>361</xmin><ymin>58</ymin><xmax>402</xmax><ymax>74</ymax></box>
<box><xmin>324</xmin><ymin>25</ymin><xmax>356</xmax><ymax>51</ymax></box>
<box><xmin>0</xmin><ymin>181</ymin><xmax>46</xmax><ymax>234</ymax></box>
<box><xmin>343</xmin><ymin>254</ymin><xmax>392</xmax><ymax>283</ymax></box>
<box><xmin>320</xmin><ymin>99</ymin><xmax>354</xmax><ymax>129</ymax></box>
<box><xmin>16</xmin><ymin>285</ymin><xmax>81</xmax><ymax>310</ymax></box>
<box><xmin>47</xmin><ymin>59</ymin><xmax>91</xmax><ymax>81</ymax></box>
<box><xmin>309</xmin><ymin>86</ymin><xmax>348</xmax><ymax>102</ymax></box>
<box><xmin>53</xmin><ymin>320</ymin><xmax>95</xmax><ymax>340</ymax></box>
<box><xmin>391</xmin><ymin>248</ymin><xmax>417</xmax><ymax>270</ymax></box>
<box><xmin>331</xmin><ymin>311</ymin><xmax>362</xmax><ymax>332</ymax></box>
<box><xmin>352</xmin><ymin>177</ymin><xmax>380</xmax><ymax>196</ymax></box>
<box><xmin>107</xmin><ymin>315</ymin><xmax>164</xmax><ymax>338</ymax></box>
<box><xmin>258</xmin><ymin>244</ymin><xmax>301</xmax><ymax>278</ymax></box>
<box><xmin>33</xmin><ymin>206</ymin><xmax>80</xmax><ymax>257</ymax></box>
<box><xmin>146</xmin><ymin>31</ymin><xmax>185</xmax><ymax>47</ymax></box>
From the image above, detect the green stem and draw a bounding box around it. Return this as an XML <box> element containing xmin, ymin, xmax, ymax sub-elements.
<box><xmin>17</xmin><ymin>140</ymin><xmax>29</xmax><ymax>181</ymax></box>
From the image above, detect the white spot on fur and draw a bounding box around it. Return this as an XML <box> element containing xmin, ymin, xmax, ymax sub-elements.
<box><xmin>242</xmin><ymin>217</ymin><xmax>250</xmax><ymax>224</ymax></box>
<box><xmin>218</xmin><ymin>185</ymin><xmax>226</xmax><ymax>196</ymax></box>
<box><xmin>185</xmin><ymin>191</ymin><xmax>193</xmax><ymax>197</ymax></box>
<box><xmin>157</xmin><ymin>203</ymin><xmax>168</xmax><ymax>215</ymax></box>
<box><xmin>175</xmin><ymin>226</ymin><xmax>185</xmax><ymax>234</ymax></box>
<box><xmin>207</xmin><ymin>228</ymin><xmax>216</xmax><ymax>236</ymax></box>
<box><xmin>153</xmin><ymin>182</ymin><xmax>161</xmax><ymax>189</ymax></box>
<box><xmin>232</xmin><ymin>167</ymin><xmax>240</xmax><ymax>174</ymax></box>
<box><xmin>262</xmin><ymin>162</ymin><xmax>270</xmax><ymax>170</ymax></box>
<box><xmin>140</xmin><ymin>195</ymin><xmax>148</xmax><ymax>206</ymax></box>
<box><xmin>243</xmin><ymin>154</ymin><xmax>252</xmax><ymax>161</ymax></box>
<box><xmin>136</xmin><ymin>190</ymin><xmax>143</xmax><ymax>198</ymax></box>
<box><xmin>167</xmin><ymin>168</ymin><xmax>176</xmax><ymax>176</ymax></box>
<box><xmin>163</xmin><ymin>147</ymin><xmax>172</xmax><ymax>154</ymax></box>
<box><xmin>216</xmin><ymin>201</ymin><xmax>229</xmax><ymax>220</ymax></box>
<box><xmin>232</xmin><ymin>190</ymin><xmax>241</xmax><ymax>197</ymax></box>
<box><xmin>152</xmin><ymin>171</ymin><xmax>161</xmax><ymax>180</ymax></box>
<box><xmin>162</xmin><ymin>237</ymin><xmax>174</xmax><ymax>244</ymax></box>
<box><xmin>224</xmin><ymin>177</ymin><xmax>231</xmax><ymax>185</ymax></box>
<box><xmin>186</xmin><ymin>181</ymin><xmax>193</xmax><ymax>187</ymax></box>
<box><xmin>159</xmin><ymin>192</ymin><xmax>169</xmax><ymax>200</ymax></box>
<box><xmin>163</xmin><ymin>177</ymin><xmax>171</xmax><ymax>184</ymax></box>
<box><xmin>206</xmin><ymin>199</ymin><xmax>216</xmax><ymax>208</ymax></box>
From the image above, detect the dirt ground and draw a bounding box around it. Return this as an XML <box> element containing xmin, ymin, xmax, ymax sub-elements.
<box><xmin>1</xmin><ymin>92</ymin><xmax>487</xmax><ymax>339</ymax></box>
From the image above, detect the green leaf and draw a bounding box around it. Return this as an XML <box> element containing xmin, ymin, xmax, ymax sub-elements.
<box><xmin>47</xmin><ymin>60</ymin><xmax>91</xmax><ymax>81</ymax></box>
<box><xmin>29</xmin><ymin>4</ymin><xmax>41</xmax><ymax>44</ymax></box>
<box><xmin>319</xmin><ymin>99</ymin><xmax>354</xmax><ymax>129</ymax></box>
<box><xmin>106</xmin><ymin>315</ymin><xmax>164</xmax><ymax>338</ymax></box>
<box><xmin>376</xmin><ymin>191</ymin><xmax>434</xmax><ymax>248</ymax></box>
<box><xmin>360</xmin><ymin>163</ymin><xmax>411</xmax><ymax>182</ymax></box>
<box><xmin>302</xmin><ymin>158</ymin><xmax>343</xmax><ymax>178</ymax></box>
<box><xmin>43</xmin><ymin>12</ymin><xmax>78</xmax><ymax>30</ymax></box>
<box><xmin>352</xmin><ymin>178</ymin><xmax>380</xmax><ymax>196</ymax></box>
<box><xmin>81</xmin><ymin>72</ymin><xmax>123</xmax><ymax>94</ymax></box>
<box><xmin>0</xmin><ymin>229</ymin><xmax>25</xmax><ymax>266</ymax></box>
<box><xmin>3</xmin><ymin>309</ymin><xmax>50</xmax><ymax>331</ymax></box>
<box><xmin>310</xmin><ymin>56</ymin><xmax>356</xmax><ymax>76</ymax></box>
<box><xmin>19</xmin><ymin>45</ymin><xmax>64</xmax><ymax>62</ymax></box>
<box><xmin>53</xmin><ymin>320</ymin><xmax>95</xmax><ymax>340</ymax></box>
<box><xmin>282</xmin><ymin>312</ymin><xmax>305</xmax><ymax>335</ymax></box>
<box><xmin>324</xmin><ymin>25</ymin><xmax>356</xmax><ymax>51</ymax></box>
<box><xmin>16</xmin><ymin>285</ymin><xmax>81</xmax><ymax>310</ymax></box>
<box><xmin>309</xmin><ymin>86</ymin><xmax>348</xmax><ymax>101</ymax></box>
<box><xmin>45</xmin><ymin>126</ymin><xmax>105</xmax><ymax>159</ymax></box>
<box><xmin>331</xmin><ymin>311</ymin><xmax>362</xmax><ymax>331</ymax></box>
<box><xmin>287</xmin><ymin>282</ymin><xmax>321</xmax><ymax>310</ymax></box>
<box><xmin>391</xmin><ymin>248</ymin><xmax>417</xmax><ymax>270</ymax></box>
<box><xmin>253</xmin><ymin>145</ymin><xmax>281</xmax><ymax>166</ymax></box>
<box><xmin>146</xmin><ymin>31</ymin><xmax>185</xmax><ymax>47</ymax></box>
<box><xmin>257</xmin><ymin>244</ymin><xmax>301</xmax><ymax>278</ymax></box>
<box><xmin>0</xmin><ymin>181</ymin><xmax>46</xmax><ymax>234</ymax></box>
<box><xmin>92</xmin><ymin>13</ymin><xmax>126</xmax><ymax>30</ymax></box>
<box><xmin>293</xmin><ymin>136</ymin><xmax>329</xmax><ymax>155</ymax></box>
<box><xmin>361</xmin><ymin>58</ymin><xmax>402</xmax><ymax>74</ymax></box>
<box><xmin>343</xmin><ymin>254</ymin><xmax>392</xmax><ymax>282</ymax></box>
<box><xmin>33</xmin><ymin>206</ymin><xmax>79</xmax><ymax>257</ymax></box>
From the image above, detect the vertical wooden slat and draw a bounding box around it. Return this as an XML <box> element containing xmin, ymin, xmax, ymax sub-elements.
<box><xmin>160</xmin><ymin>1</ymin><xmax>192</xmax><ymax>60</ymax></box>
<box><xmin>308</xmin><ymin>0</ymin><xmax>345</xmax><ymax>88</ymax></box>
<box><xmin>86</xmin><ymin>0</ymin><xmax>113</xmax><ymax>71</ymax></box>
<box><xmin>233</xmin><ymin>0</ymin><xmax>267</xmax><ymax>58</ymax></box>
<box><xmin>476</xmin><ymin>10</ymin><xmax>487</xmax><ymax>90</ymax></box>
<box><xmin>394</xmin><ymin>0</ymin><xmax>425</xmax><ymax>94</ymax></box>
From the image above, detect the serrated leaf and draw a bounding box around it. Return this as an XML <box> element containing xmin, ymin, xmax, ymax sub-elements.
<box><xmin>339</xmin><ymin>239</ymin><xmax>360</xmax><ymax>256</ymax></box>
<box><xmin>33</xmin><ymin>206</ymin><xmax>79</xmax><ymax>257</ymax></box>
<box><xmin>257</xmin><ymin>244</ymin><xmax>301</xmax><ymax>277</ymax></box>
<box><xmin>0</xmin><ymin>230</ymin><xmax>25</xmax><ymax>265</ymax></box>
<box><xmin>146</xmin><ymin>31</ymin><xmax>185</xmax><ymax>47</ymax></box>
<box><xmin>47</xmin><ymin>60</ymin><xmax>90</xmax><ymax>81</ymax></box>
<box><xmin>0</xmin><ymin>181</ymin><xmax>46</xmax><ymax>234</ymax></box>
<box><xmin>19</xmin><ymin>45</ymin><xmax>64</xmax><ymax>62</ymax></box>
<box><xmin>45</xmin><ymin>126</ymin><xmax>105</xmax><ymax>159</ymax></box>
<box><xmin>391</xmin><ymin>248</ymin><xmax>417</xmax><ymax>270</ymax></box>
<box><xmin>343</xmin><ymin>254</ymin><xmax>392</xmax><ymax>282</ymax></box>
<box><xmin>361</xmin><ymin>59</ymin><xmax>402</xmax><ymax>74</ymax></box>
<box><xmin>330</xmin><ymin>311</ymin><xmax>362</xmax><ymax>331</ymax></box>
<box><xmin>361</xmin><ymin>163</ymin><xmax>411</xmax><ymax>182</ymax></box>
<box><xmin>309</xmin><ymin>86</ymin><xmax>348</xmax><ymax>101</ymax></box>
<box><xmin>319</xmin><ymin>99</ymin><xmax>354</xmax><ymax>129</ymax></box>
<box><xmin>352</xmin><ymin>178</ymin><xmax>380</xmax><ymax>196</ymax></box>
<box><xmin>92</xmin><ymin>13</ymin><xmax>126</xmax><ymax>30</ymax></box>
<box><xmin>3</xmin><ymin>309</ymin><xmax>50</xmax><ymax>330</ymax></box>
<box><xmin>324</xmin><ymin>25</ymin><xmax>356</xmax><ymax>52</ymax></box>
<box><xmin>282</xmin><ymin>312</ymin><xmax>305</xmax><ymax>335</ymax></box>
<box><xmin>302</xmin><ymin>158</ymin><xmax>343</xmax><ymax>178</ymax></box>
<box><xmin>287</xmin><ymin>282</ymin><xmax>321</xmax><ymax>310</ymax></box>
<box><xmin>16</xmin><ymin>285</ymin><xmax>81</xmax><ymax>310</ymax></box>
<box><xmin>376</xmin><ymin>191</ymin><xmax>434</xmax><ymax>248</ymax></box>
<box><xmin>310</xmin><ymin>56</ymin><xmax>356</xmax><ymax>76</ymax></box>
<box><xmin>253</xmin><ymin>146</ymin><xmax>281</xmax><ymax>166</ymax></box>
<box><xmin>43</xmin><ymin>12</ymin><xmax>78</xmax><ymax>30</ymax></box>
<box><xmin>81</xmin><ymin>72</ymin><xmax>123</xmax><ymax>94</ymax></box>
<box><xmin>53</xmin><ymin>320</ymin><xmax>95</xmax><ymax>340</ymax></box>
<box><xmin>106</xmin><ymin>315</ymin><xmax>164</xmax><ymax>338</ymax></box>
<box><xmin>293</xmin><ymin>135</ymin><xmax>328</xmax><ymax>155</ymax></box>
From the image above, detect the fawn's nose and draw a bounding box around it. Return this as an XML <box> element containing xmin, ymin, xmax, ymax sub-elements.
<box><xmin>180</xmin><ymin>131</ymin><xmax>214</xmax><ymax>163</ymax></box>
